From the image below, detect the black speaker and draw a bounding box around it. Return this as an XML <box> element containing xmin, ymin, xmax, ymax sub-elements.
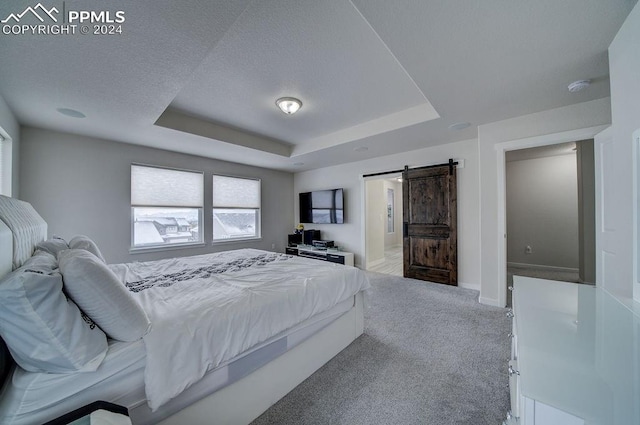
<box><xmin>303</xmin><ymin>229</ymin><xmax>320</xmax><ymax>245</ymax></box>
<box><xmin>288</xmin><ymin>233</ymin><xmax>302</xmax><ymax>247</ymax></box>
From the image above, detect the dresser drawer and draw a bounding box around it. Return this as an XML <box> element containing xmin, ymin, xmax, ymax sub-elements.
<box><xmin>326</xmin><ymin>253</ymin><xmax>345</xmax><ymax>264</ymax></box>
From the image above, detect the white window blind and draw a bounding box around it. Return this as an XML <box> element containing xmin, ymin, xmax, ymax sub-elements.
<box><xmin>130</xmin><ymin>164</ymin><xmax>204</xmax><ymax>250</ymax></box>
<box><xmin>212</xmin><ymin>175</ymin><xmax>261</xmax><ymax>242</ymax></box>
<box><xmin>212</xmin><ymin>175</ymin><xmax>260</xmax><ymax>208</ymax></box>
<box><xmin>131</xmin><ymin>164</ymin><xmax>203</xmax><ymax>207</ymax></box>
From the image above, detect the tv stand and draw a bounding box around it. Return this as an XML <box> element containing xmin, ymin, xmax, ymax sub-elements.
<box><xmin>285</xmin><ymin>245</ymin><xmax>354</xmax><ymax>266</ymax></box>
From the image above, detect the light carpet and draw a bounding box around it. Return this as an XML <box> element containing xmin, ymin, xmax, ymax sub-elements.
<box><xmin>251</xmin><ymin>272</ymin><xmax>511</xmax><ymax>425</ymax></box>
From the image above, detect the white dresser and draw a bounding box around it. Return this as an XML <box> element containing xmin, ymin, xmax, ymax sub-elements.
<box><xmin>505</xmin><ymin>276</ymin><xmax>640</xmax><ymax>425</ymax></box>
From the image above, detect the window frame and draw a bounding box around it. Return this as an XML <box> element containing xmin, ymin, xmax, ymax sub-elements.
<box><xmin>211</xmin><ymin>174</ymin><xmax>262</xmax><ymax>244</ymax></box>
<box><xmin>130</xmin><ymin>163</ymin><xmax>205</xmax><ymax>253</ymax></box>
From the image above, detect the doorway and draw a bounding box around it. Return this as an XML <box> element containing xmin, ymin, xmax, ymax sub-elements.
<box><xmin>505</xmin><ymin>140</ymin><xmax>595</xmax><ymax>306</ymax></box>
<box><xmin>364</xmin><ymin>174</ymin><xmax>403</xmax><ymax>276</ymax></box>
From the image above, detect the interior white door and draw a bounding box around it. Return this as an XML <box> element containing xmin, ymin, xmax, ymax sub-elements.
<box><xmin>594</xmin><ymin>127</ymin><xmax>618</xmax><ymax>290</ymax></box>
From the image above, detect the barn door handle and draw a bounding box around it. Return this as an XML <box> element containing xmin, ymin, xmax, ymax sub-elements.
<box><xmin>403</xmin><ymin>222</ymin><xmax>408</xmax><ymax>238</ymax></box>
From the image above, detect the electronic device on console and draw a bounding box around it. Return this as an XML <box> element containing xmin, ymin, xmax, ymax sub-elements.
<box><xmin>303</xmin><ymin>229</ymin><xmax>320</xmax><ymax>245</ymax></box>
<box><xmin>312</xmin><ymin>240</ymin><xmax>334</xmax><ymax>249</ymax></box>
<box><xmin>287</xmin><ymin>233</ymin><xmax>302</xmax><ymax>247</ymax></box>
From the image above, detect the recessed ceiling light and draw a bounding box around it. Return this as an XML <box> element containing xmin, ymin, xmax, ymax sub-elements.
<box><xmin>293</xmin><ymin>162</ymin><xmax>305</xmax><ymax>166</ymax></box>
<box><xmin>354</xmin><ymin>146</ymin><xmax>368</xmax><ymax>152</ymax></box>
<box><xmin>567</xmin><ymin>80</ymin><xmax>590</xmax><ymax>93</ymax></box>
<box><xmin>276</xmin><ymin>97</ymin><xmax>302</xmax><ymax>115</ymax></box>
<box><xmin>448</xmin><ymin>122</ymin><xmax>471</xmax><ymax>131</ymax></box>
<box><xmin>56</xmin><ymin>107</ymin><xmax>86</xmax><ymax>118</ymax></box>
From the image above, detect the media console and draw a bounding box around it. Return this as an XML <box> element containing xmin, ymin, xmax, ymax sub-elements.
<box><xmin>285</xmin><ymin>245</ymin><xmax>354</xmax><ymax>266</ymax></box>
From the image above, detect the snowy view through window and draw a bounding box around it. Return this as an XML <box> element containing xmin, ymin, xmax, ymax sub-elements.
<box><xmin>213</xmin><ymin>209</ymin><xmax>259</xmax><ymax>241</ymax></box>
<box><xmin>133</xmin><ymin>207</ymin><xmax>201</xmax><ymax>247</ymax></box>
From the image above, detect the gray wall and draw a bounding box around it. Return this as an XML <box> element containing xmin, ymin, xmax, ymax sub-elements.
<box><xmin>506</xmin><ymin>153</ymin><xmax>579</xmax><ymax>269</ymax></box>
<box><xmin>0</xmin><ymin>94</ymin><xmax>20</xmax><ymax>197</ymax></box>
<box><xmin>19</xmin><ymin>126</ymin><xmax>294</xmax><ymax>264</ymax></box>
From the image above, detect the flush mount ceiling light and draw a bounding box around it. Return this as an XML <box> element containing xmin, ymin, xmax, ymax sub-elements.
<box><xmin>276</xmin><ymin>97</ymin><xmax>302</xmax><ymax>115</ymax></box>
<box><xmin>56</xmin><ymin>107</ymin><xmax>86</xmax><ymax>118</ymax></box>
<box><xmin>448</xmin><ymin>122</ymin><xmax>471</xmax><ymax>131</ymax></box>
<box><xmin>567</xmin><ymin>80</ymin><xmax>591</xmax><ymax>93</ymax></box>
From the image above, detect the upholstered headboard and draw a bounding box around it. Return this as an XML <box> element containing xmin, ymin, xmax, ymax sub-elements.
<box><xmin>0</xmin><ymin>218</ymin><xmax>11</xmax><ymax>281</ymax></box>
<box><xmin>0</xmin><ymin>196</ymin><xmax>48</xmax><ymax>393</ymax></box>
<box><xmin>0</xmin><ymin>195</ymin><xmax>47</xmax><ymax>271</ymax></box>
<box><xmin>0</xmin><ymin>219</ymin><xmax>12</xmax><ymax>388</ymax></box>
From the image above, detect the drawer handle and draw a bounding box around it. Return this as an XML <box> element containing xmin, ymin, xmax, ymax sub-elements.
<box><xmin>506</xmin><ymin>309</ymin><xmax>514</xmax><ymax>318</ymax></box>
<box><xmin>508</xmin><ymin>285</ymin><xmax>514</xmax><ymax>292</ymax></box>
<box><xmin>507</xmin><ymin>332</ymin><xmax>514</xmax><ymax>338</ymax></box>
<box><xmin>508</xmin><ymin>365</ymin><xmax>520</xmax><ymax>376</ymax></box>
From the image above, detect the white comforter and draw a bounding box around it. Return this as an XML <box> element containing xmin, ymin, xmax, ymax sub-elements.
<box><xmin>109</xmin><ymin>248</ymin><xmax>370</xmax><ymax>411</ymax></box>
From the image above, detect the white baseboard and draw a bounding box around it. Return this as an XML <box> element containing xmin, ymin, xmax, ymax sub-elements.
<box><xmin>366</xmin><ymin>258</ymin><xmax>386</xmax><ymax>269</ymax></box>
<box><xmin>507</xmin><ymin>262</ymin><xmax>578</xmax><ymax>274</ymax></box>
<box><xmin>459</xmin><ymin>282</ymin><xmax>480</xmax><ymax>292</ymax></box>
<box><xmin>479</xmin><ymin>296</ymin><xmax>503</xmax><ymax>307</ymax></box>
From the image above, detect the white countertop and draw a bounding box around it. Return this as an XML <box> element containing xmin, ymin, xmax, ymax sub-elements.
<box><xmin>513</xmin><ymin>276</ymin><xmax>640</xmax><ymax>425</ymax></box>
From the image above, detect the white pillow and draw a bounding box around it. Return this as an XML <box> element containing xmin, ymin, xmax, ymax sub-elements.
<box><xmin>58</xmin><ymin>249</ymin><xmax>151</xmax><ymax>342</ymax></box>
<box><xmin>69</xmin><ymin>235</ymin><xmax>107</xmax><ymax>263</ymax></box>
<box><xmin>0</xmin><ymin>254</ymin><xmax>108</xmax><ymax>373</ymax></box>
<box><xmin>23</xmin><ymin>249</ymin><xmax>57</xmax><ymax>269</ymax></box>
<box><xmin>35</xmin><ymin>236</ymin><xmax>69</xmax><ymax>258</ymax></box>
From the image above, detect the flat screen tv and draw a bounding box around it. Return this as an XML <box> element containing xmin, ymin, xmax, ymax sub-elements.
<box><xmin>299</xmin><ymin>188</ymin><xmax>344</xmax><ymax>224</ymax></box>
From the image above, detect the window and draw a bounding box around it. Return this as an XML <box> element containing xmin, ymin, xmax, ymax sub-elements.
<box><xmin>212</xmin><ymin>175</ymin><xmax>261</xmax><ymax>242</ymax></box>
<box><xmin>131</xmin><ymin>164</ymin><xmax>204</xmax><ymax>249</ymax></box>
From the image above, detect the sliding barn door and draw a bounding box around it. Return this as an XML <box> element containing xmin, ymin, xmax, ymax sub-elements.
<box><xmin>402</xmin><ymin>164</ymin><xmax>458</xmax><ymax>285</ymax></box>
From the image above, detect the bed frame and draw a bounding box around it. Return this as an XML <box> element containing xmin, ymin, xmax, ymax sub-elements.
<box><xmin>0</xmin><ymin>197</ymin><xmax>365</xmax><ymax>425</ymax></box>
<box><xmin>149</xmin><ymin>292</ymin><xmax>364</xmax><ymax>424</ymax></box>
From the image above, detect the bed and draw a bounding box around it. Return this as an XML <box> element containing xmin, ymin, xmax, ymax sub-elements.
<box><xmin>0</xmin><ymin>196</ymin><xmax>370</xmax><ymax>424</ymax></box>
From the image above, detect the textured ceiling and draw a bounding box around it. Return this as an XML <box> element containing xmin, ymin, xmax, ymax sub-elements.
<box><xmin>0</xmin><ymin>0</ymin><xmax>636</xmax><ymax>171</ymax></box>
